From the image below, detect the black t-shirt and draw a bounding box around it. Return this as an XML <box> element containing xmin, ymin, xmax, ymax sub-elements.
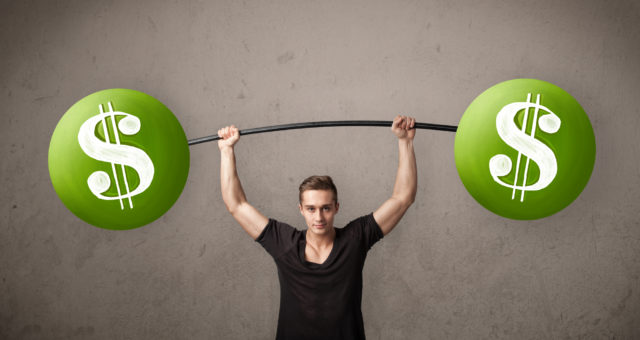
<box><xmin>256</xmin><ymin>213</ymin><xmax>384</xmax><ymax>340</ymax></box>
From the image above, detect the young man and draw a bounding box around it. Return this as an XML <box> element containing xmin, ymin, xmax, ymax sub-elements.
<box><xmin>218</xmin><ymin>115</ymin><xmax>417</xmax><ymax>340</ymax></box>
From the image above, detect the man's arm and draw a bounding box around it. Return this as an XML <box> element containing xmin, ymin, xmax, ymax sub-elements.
<box><xmin>373</xmin><ymin>115</ymin><xmax>418</xmax><ymax>236</ymax></box>
<box><xmin>219</xmin><ymin>125</ymin><xmax>269</xmax><ymax>240</ymax></box>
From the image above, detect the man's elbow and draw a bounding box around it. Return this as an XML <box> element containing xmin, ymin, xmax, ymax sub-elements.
<box><xmin>406</xmin><ymin>189</ymin><xmax>418</xmax><ymax>206</ymax></box>
<box><xmin>393</xmin><ymin>194</ymin><xmax>415</xmax><ymax>209</ymax></box>
<box><xmin>403</xmin><ymin>189</ymin><xmax>417</xmax><ymax>206</ymax></box>
<box><xmin>225</xmin><ymin>203</ymin><xmax>237</xmax><ymax>215</ymax></box>
<box><xmin>405</xmin><ymin>195</ymin><xmax>416</xmax><ymax>207</ymax></box>
<box><xmin>223</xmin><ymin>198</ymin><xmax>243</xmax><ymax>215</ymax></box>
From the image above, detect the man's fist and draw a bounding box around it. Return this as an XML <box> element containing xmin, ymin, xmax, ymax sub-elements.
<box><xmin>391</xmin><ymin>115</ymin><xmax>416</xmax><ymax>140</ymax></box>
<box><xmin>218</xmin><ymin>125</ymin><xmax>240</xmax><ymax>150</ymax></box>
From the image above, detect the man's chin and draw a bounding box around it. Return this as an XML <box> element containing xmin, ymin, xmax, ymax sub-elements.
<box><xmin>310</xmin><ymin>225</ymin><xmax>329</xmax><ymax>234</ymax></box>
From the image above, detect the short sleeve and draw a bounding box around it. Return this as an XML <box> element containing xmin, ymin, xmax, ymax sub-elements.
<box><xmin>344</xmin><ymin>213</ymin><xmax>384</xmax><ymax>251</ymax></box>
<box><xmin>255</xmin><ymin>218</ymin><xmax>300</xmax><ymax>259</ymax></box>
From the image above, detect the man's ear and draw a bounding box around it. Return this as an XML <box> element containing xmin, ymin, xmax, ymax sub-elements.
<box><xmin>335</xmin><ymin>202</ymin><xmax>339</xmax><ymax>213</ymax></box>
<box><xmin>298</xmin><ymin>203</ymin><xmax>303</xmax><ymax>215</ymax></box>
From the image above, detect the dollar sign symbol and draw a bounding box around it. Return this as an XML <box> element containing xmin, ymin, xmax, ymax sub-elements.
<box><xmin>489</xmin><ymin>93</ymin><xmax>561</xmax><ymax>202</ymax></box>
<box><xmin>77</xmin><ymin>102</ymin><xmax>155</xmax><ymax>209</ymax></box>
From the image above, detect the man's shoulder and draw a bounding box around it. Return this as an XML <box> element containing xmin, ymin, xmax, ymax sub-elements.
<box><xmin>340</xmin><ymin>213</ymin><xmax>377</xmax><ymax>234</ymax></box>
<box><xmin>255</xmin><ymin>218</ymin><xmax>304</xmax><ymax>250</ymax></box>
<box><xmin>339</xmin><ymin>213</ymin><xmax>384</xmax><ymax>250</ymax></box>
<box><xmin>255</xmin><ymin>218</ymin><xmax>305</xmax><ymax>260</ymax></box>
<box><xmin>343</xmin><ymin>212</ymin><xmax>377</xmax><ymax>226</ymax></box>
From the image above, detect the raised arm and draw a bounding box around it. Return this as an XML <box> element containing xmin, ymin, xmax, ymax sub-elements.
<box><xmin>373</xmin><ymin>115</ymin><xmax>418</xmax><ymax>236</ymax></box>
<box><xmin>219</xmin><ymin>125</ymin><xmax>269</xmax><ymax>240</ymax></box>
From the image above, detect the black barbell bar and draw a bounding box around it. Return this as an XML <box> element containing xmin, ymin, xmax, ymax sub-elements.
<box><xmin>188</xmin><ymin>120</ymin><xmax>458</xmax><ymax>146</ymax></box>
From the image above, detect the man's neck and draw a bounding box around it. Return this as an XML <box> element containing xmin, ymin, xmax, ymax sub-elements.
<box><xmin>306</xmin><ymin>227</ymin><xmax>336</xmax><ymax>249</ymax></box>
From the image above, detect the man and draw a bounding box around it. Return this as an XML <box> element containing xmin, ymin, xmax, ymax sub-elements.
<box><xmin>218</xmin><ymin>115</ymin><xmax>417</xmax><ymax>339</ymax></box>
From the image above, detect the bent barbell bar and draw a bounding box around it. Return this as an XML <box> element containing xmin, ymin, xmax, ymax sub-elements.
<box><xmin>188</xmin><ymin>120</ymin><xmax>458</xmax><ymax>146</ymax></box>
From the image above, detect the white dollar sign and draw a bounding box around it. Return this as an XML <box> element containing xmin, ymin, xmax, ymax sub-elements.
<box><xmin>489</xmin><ymin>93</ymin><xmax>561</xmax><ymax>202</ymax></box>
<box><xmin>77</xmin><ymin>102</ymin><xmax>154</xmax><ymax>209</ymax></box>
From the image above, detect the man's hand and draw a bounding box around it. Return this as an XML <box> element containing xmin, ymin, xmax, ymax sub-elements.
<box><xmin>391</xmin><ymin>115</ymin><xmax>416</xmax><ymax>140</ymax></box>
<box><xmin>218</xmin><ymin>125</ymin><xmax>240</xmax><ymax>151</ymax></box>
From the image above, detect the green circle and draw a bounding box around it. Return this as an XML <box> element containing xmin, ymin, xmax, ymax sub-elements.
<box><xmin>454</xmin><ymin>79</ymin><xmax>595</xmax><ymax>220</ymax></box>
<box><xmin>49</xmin><ymin>89</ymin><xmax>190</xmax><ymax>229</ymax></box>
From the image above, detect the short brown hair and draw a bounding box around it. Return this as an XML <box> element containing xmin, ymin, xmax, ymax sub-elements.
<box><xmin>298</xmin><ymin>175</ymin><xmax>338</xmax><ymax>204</ymax></box>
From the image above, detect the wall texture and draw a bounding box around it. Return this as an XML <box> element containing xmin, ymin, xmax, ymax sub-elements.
<box><xmin>1</xmin><ymin>0</ymin><xmax>639</xmax><ymax>339</ymax></box>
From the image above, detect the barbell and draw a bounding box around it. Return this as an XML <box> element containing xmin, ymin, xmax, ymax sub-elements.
<box><xmin>48</xmin><ymin>79</ymin><xmax>595</xmax><ymax>229</ymax></box>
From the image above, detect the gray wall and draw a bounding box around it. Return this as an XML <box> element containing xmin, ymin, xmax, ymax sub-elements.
<box><xmin>1</xmin><ymin>0</ymin><xmax>639</xmax><ymax>339</ymax></box>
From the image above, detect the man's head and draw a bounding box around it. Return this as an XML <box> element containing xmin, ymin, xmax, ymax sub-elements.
<box><xmin>298</xmin><ymin>175</ymin><xmax>338</xmax><ymax>204</ymax></box>
<box><xmin>298</xmin><ymin>176</ymin><xmax>339</xmax><ymax>236</ymax></box>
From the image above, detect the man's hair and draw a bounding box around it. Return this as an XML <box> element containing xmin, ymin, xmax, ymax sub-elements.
<box><xmin>298</xmin><ymin>175</ymin><xmax>338</xmax><ymax>204</ymax></box>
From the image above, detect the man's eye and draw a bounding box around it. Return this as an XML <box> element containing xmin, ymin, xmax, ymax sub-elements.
<box><xmin>307</xmin><ymin>208</ymin><xmax>314</xmax><ymax>212</ymax></box>
<box><xmin>323</xmin><ymin>207</ymin><xmax>330</xmax><ymax>211</ymax></box>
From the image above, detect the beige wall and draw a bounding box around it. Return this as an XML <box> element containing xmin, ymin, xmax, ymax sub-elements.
<box><xmin>1</xmin><ymin>0</ymin><xmax>639</xmax><ymax>338</ymax></box>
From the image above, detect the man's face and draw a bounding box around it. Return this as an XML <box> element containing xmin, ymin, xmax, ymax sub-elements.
<box><xmin>298</xmin><ymin>189</ymin><xmax>339</xmax><ymax>237</ymax></box>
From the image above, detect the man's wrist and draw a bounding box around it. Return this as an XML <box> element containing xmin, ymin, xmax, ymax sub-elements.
<box><xmin>398</xmin><ymin>138</ymin><xmax>414</xmax><ymax>146</ymax></box>
<box><xmin>220</xmin><ymin>145</ymin><xmax>235</xmax><ymax>155</ymax></box>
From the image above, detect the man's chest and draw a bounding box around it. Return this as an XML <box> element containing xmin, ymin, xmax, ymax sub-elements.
<box><xmin>304</xmin><ymin>243</ymin><xmax>333</xmax><ymax>265</ymax></box>
<box><xmin>277</xmin><ymin>236</ymin><xmax>364</xmax><ymax>274</ymax></box>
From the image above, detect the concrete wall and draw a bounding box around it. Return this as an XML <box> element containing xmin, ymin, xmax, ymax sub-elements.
<box><xmin>1</xmin><ymin>0</ymin><xmax>639</xmax><ymax>338</ymax></box>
